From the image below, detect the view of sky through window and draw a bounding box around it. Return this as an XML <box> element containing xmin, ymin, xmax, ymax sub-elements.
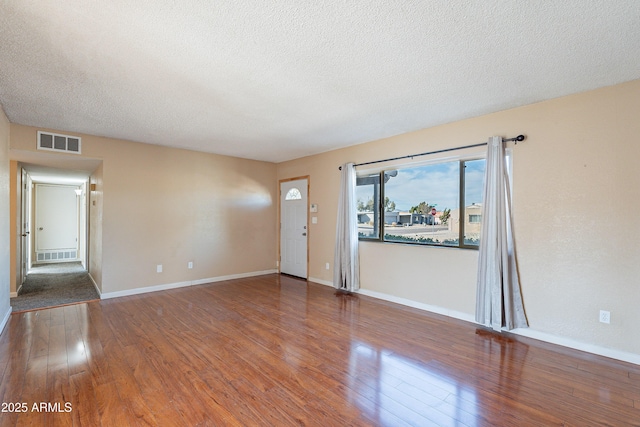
<box><xmin>464</xmin><ymin>159</ymin><xmax>486</xmax><ymax>206</ymax></box>
<box><xmin>356</xmin><ymin>158</ymin><xmax>487</xmax><ymax>247</ymax></box>
<box><xmin>385</xmin><ymin>162</ymin><xmax>459</xmax><ymax>212</ymax></box>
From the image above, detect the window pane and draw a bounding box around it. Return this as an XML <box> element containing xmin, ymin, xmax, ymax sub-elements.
<box><xmin>382</xmin><ymin>162</ymin><xmax>460</xmax><ymax>246</ymax></box>
<box><xmin>285</xmin><ymin>188</ymin><xmax>302</xmax><ymax>200</ymax></box>
<box><xmin>356</xmin><ymin>173</ymin><xmax>380</xmax><ymax>239</ymax></box>
<box><xmin>463</xmin><ymin>159</ymin><xmax>486</xmax><ymax>246</ymax></box>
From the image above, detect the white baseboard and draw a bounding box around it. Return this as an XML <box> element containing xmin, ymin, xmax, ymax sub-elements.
<box><xmin>102</xmin><ymin>280</ymin><xmax>192</xmax><ymax>299</ymax></box>
<box><xmin>356</xmin><ymin>288</ymin><xmax>476</xmax><ymax>324</ymax></box>
<box><xmin>509</xmin><ymin>327</ymin><xmax>640</xmax><ymax>365</ymax></box>
<box><xmin>0</xmin><ymin>306</ymin><xmax>12</xmax><ymax>335</ymax></box>
<box><xmin>88</xmin><ymin>273</ymin><xmax>101</xmax><ymax>297</ymax></box>
<box><xmin>308</xmin><ymin>277</ymin><xmax>333</xmax><ymax>287</ymax></box>
<box><xmin>101</xmin><ymin>269</ymin><xmax>278</xmax><ymax>300</ymax></box>
<box><xmin>319</xmin><ymin>285</ymin><xmax>640</xmax><ymax>366</ymax></box>
<box><xmin>10</xmin><ymin>284</ymin><xmax>23</xmax><ymax>298</ymax></box>
<box><xmin>308</xmin><ymin>279</ymin><xmax>475</xmax><ymax>322</ymax></box>
<box><xmin>191</xmin><ymin>269</ymin><xmax>277</xmax><ymax>286</ymax></box>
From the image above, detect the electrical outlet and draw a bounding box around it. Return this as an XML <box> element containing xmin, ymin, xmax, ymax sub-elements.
<box><xmin>599</xmin><ymin>310</ymin><xmax>610</xmax><ymax>324</ymax></box>
<box><xmin>157</xmin><ymin>264</ymin><xmax>163</xmax><ymax>273</ymax></box>
<box><xmin>325</xmin><ymin>262</ymin><xmax>330</xmax><ymax>270</ymax></box>
<box><xmin>188</xmin><ymin>261</ymin><xmax>193</xmax><ymax>269</ymax></box>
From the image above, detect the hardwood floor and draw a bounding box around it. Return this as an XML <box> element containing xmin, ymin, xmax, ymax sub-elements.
<box><xmin>0</xmin><ymin>274</ymin><xmax>638</xmax><ymax>426</ymax></box>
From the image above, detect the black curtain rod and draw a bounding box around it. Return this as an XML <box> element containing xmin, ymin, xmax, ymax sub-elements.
<box><xmin>339</xmin><ymin>134</ymin><xmax>526</xmax><ymax>170</ymax></box>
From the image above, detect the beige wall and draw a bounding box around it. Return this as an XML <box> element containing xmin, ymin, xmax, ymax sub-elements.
<box><xmin>10</xmin><ymin>125</ymin><xmax>278</xmax><ymax>295</ymax></box>
<box><xmin>89</xmin><ymin>163</ymin><xmax>103</xmax><ymax>291</ymax></box>
<box><xmin>277</xmin><ymin>79</ymin><xmax>640</xmax><ymax>356</ymax></box>
<box><xmin>0</xmin><ymin>106</ymin><xmax>11</xmax><ymax>325</ymax></box>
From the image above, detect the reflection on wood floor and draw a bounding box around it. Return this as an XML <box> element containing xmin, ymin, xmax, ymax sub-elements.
<box><xmin>0</xmin><ymin>274</ymin><xmax>638</xmax><ymax>426</ymax></box>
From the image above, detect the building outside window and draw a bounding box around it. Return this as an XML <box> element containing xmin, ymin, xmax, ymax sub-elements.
<box><xmin>356</xmin><ymin>157</ymin><xmax>486</xmax><ymax>249</ymax></box>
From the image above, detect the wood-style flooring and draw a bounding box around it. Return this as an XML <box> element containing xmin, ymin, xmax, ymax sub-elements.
<box><xmin>0</xmin><ymin>274</ymin><xmax>638</xmax><ymax>426</ymax></box>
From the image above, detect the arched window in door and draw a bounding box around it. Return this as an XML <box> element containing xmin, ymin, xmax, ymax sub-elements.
<box><xmin>285</xmin><ymin>188</ymin><xmax>302</xmax><ymax>200</ymax></box>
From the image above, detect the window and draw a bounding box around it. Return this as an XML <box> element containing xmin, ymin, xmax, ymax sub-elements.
<box><xmin>469</xmin><ymin>215</ymin><xmax>482</xmax><ymax>223</ymax></box>
<box><xmin>285</xmin><ymin>188</ymin><xmax>302</xmax><ymax>200</ymax></box>
<box><xmin>355</xmin><ymin>173</ymin><xmax>381</xmax><ymax>238</ymax></box>
<box><xmin>462</xmin><ymin>158</ymin><xmax>485</xmax><ymax>246</ymax></box>
<box><xmin>356</xmin><ymin>157</ymin><xmax>486</xmax><ymax>249</ymax></box>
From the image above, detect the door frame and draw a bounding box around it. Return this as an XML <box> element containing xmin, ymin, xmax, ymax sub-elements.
<box><xmin>278</xmin><ymin>175</ymin><xmax>310</xmax><ymax>279</ymax></box>
<box><xmin>19</xmin><ymin>168</ymin><xmax>29</xmax><ymax>286</ymax></box>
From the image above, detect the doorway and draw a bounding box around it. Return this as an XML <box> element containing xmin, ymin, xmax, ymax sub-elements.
<box><xmin>279</xmin><ymin>177</ymin><xmax>309</xmax><ymax>279</ymax></box>
<box><xmin>34</xmin><ymin>183</ymin><xmax>81</xmax><ymax>264</ymax></box>
<box><xmin>11</xmin><ymin>165</ymin><xmax>97</xmax><ymax>311</ymax></box>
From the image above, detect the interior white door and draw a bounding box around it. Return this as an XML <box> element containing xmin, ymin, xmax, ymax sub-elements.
<box><xmin>35</xmin><ymin>184</ymin><xmax>79</xmax><ymax>256</ymax></box>
<box><xmin>280</xmin><ymin>179</ymin><xmax>308</xmax><ymax>279</ymax></box>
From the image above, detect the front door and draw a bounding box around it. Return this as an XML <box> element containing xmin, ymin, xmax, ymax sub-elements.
<box><xmin>280</xmin><ymin>178</ymin><xmax>308</xmax><ymax>279</ymax></box>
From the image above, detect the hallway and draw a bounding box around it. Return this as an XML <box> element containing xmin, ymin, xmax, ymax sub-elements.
<box><xmin>10</xmin><ymin>262</ymin><xmax>99</xmax><ymax>313</ymax></box>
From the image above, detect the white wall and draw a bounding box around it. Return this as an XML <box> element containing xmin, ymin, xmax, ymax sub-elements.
<box><xmin>0</xmin><ymin>105</ymin><xmax>12</xmax><ymax>332</ymax></box>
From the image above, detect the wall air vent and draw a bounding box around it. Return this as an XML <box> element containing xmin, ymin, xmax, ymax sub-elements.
<box><xmin>37</xmin><ymin>131</ymin><xmax>82</xmax><ymax>154</ymax></box>
<box><xmin>36</xmin><ymin>251</ymin><xmax>77</xmax><ymax>262</ymax></box>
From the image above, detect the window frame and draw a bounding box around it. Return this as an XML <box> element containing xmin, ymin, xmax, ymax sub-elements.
<box><xmin>458</xmin><ymin>158</ymin><xmax>483</xmax><ymax>249</ymax></box>
<box><xmin>355</xmin><ymin>172</ymin><xmax>382</xmax><ymax>240</ymax></box>
<box><xmin>356</xmin><ymin>155</ymin><xmax>486</xmax><ymax>250</ymax></box>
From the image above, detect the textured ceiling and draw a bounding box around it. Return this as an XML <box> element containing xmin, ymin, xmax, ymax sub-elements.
<box><xmin>1</xmin><ymin>1</ymin><xmax>639</xmax><ymax>163</ymax></box>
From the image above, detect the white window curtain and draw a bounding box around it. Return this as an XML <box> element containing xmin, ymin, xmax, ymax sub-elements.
<box><xmin>476</xmin><ymin>136</ymin><xmax>528</xmax><ymax>331</ymax></box>
<box><xmin>334</xmin><ymin>163</ymin><xmax>360</xmax><ymax>292</ymax></box>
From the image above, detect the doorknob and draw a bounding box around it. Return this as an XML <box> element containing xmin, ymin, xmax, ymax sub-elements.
<box><xmin>302</xmin><ymin>233</ymin><xmax>307</xmax><ymax>236</ymax></box>
<box><xmin>39</xmin><ymin>227</ymin><xmax>43</xmax><ymax>231</ymax></box>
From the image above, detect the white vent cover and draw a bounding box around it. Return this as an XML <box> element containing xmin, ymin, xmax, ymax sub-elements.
<box><xmin>36</xmin><ymin>251</ymin><xmax>77</xmax><ymax>262</ymax></box>
<box><xmin>37</xmin><ymin>131</ymin><xmax>82</xmax><ymax>154</ymax></box>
